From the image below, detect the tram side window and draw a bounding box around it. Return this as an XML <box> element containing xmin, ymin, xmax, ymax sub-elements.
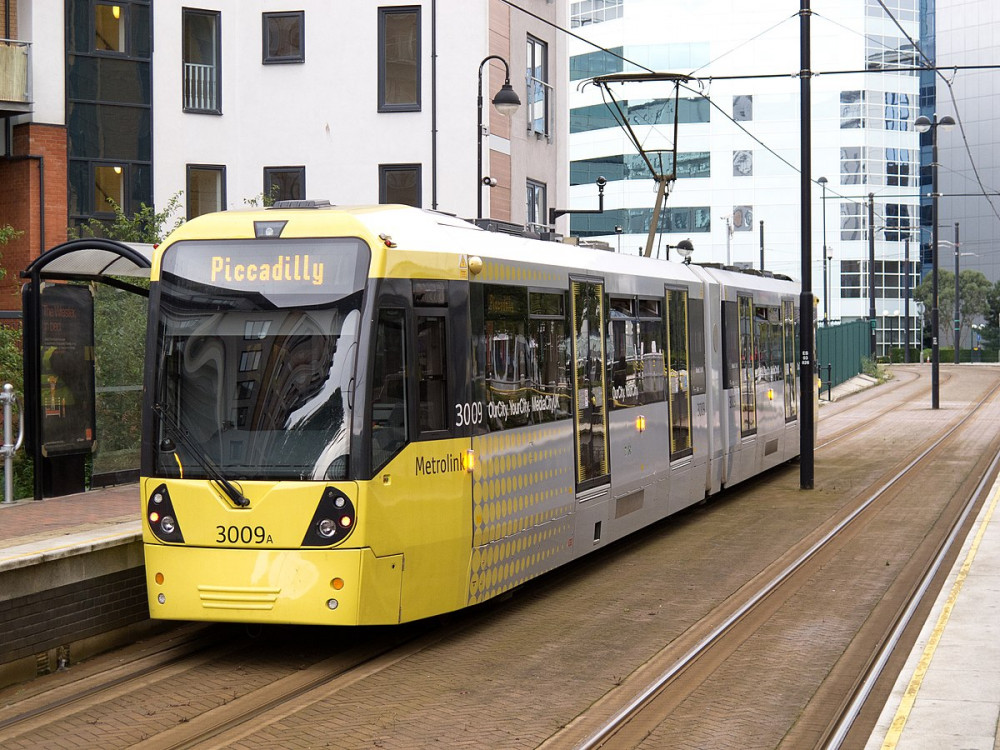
<box><xmin>607</xmin><ymin>297</ymin><xmax>640</xmax><ymax>409</ymax></box>
<box><xmin>666</xmin><ymin>288</ymin><xmax>692</xmax><ymax>458</ymax></box>
<box><xmin>722</xmin><ymin>300</ymin><xmax>739</xmax><ymax>390</ymax></box>
<box><xmin>371</xmin><ymin>309</ymin><xmax>408</xmax><ymax>471</ymax></box>
<box><xmin>754</xmin><ymin>305</ymin><xmax>781</xmax><ymax>384</ymax></box>
<box><xmin>607</xmin><ymin>296</ymin><xmax>666</xmax><ymax>408</ymax></box>
<box><xmin>638</xmin><ymin>298</ymin><xmax>665</xmax><ymax>404</ymax></box>
<box><xmin>738</xmin><ymin>295</ymin><xmax>757</xmax><ymax>436</ymax></box>
<box><xmin>782</xmin><ymin>299</ymin><xmax>797</xmax><ymax>420</ymax></box>
<box><xmin>688</xmin><ymin>297</ymin><xmax>706</xmax><ymax>396</ymax></box>
<box><xmin>529</xmin><ymin>291</ymin><xmax>572</xmax><ymax>422</ymax></box>
<box><xmin>417</xmin><ymin>315</ymin><xmax>448</xmax><ymax>433</ymax></box>
<box><xmin>483</xmin><ymin>285</ymin><xmax>530</xmax><ymax>431</ymax></box>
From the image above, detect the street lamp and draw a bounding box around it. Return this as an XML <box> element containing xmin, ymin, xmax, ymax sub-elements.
<box><xmin>914</xmin><ymin>112</ymin><xmax>956</xmax><ymax>408</ymax></box>
<box><xmin>477</xmin><ymin>56</ymin><xmax>521</xmax><ymax>221</ymax></box>
<box><xmin>818</xmin><ymin>176</ymin><xmax>829</xmax><ymax>324</ymax></box>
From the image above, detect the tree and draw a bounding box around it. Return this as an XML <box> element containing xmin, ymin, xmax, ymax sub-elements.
<box><xmin>70</xmin><ymin>192</ymin><xmax>184</xmax><ymax>244</ymax></box>
<box><xmin>914</xmin><ymin>268</ymin><xmax>993</xmax><ymax>348</ymax></box>
<box><xmin>0</xmin><ymin>225</ymin><xmax>32</xmax><ymax>498</ymax></box>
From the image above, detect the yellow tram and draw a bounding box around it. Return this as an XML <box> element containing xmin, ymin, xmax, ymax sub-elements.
<box><xmin>141</xmin><ymin>202</ymin><xmax>801</xmax><ymax>625</ymax></box>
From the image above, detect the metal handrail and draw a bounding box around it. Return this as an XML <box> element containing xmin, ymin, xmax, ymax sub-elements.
<box><xmin>1</xmin><ymin>383</ymin><xmax>25</xmax><ymax>503</ymax></box>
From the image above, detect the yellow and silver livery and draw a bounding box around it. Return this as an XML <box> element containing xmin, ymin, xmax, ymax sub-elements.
<box><xmin>141</xmin><ymin>203</ymin><xmax>802</xmax><ymax>625</ymax></box>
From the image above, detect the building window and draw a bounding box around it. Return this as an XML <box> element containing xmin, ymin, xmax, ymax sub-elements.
<box><xmin>187</xmin><ymin>165</ymin><xmax>226</xmax><ymax>219</ymax></box>
<box><xmin>379</xmin><ymin>164</ymin><xmax>422</xmax><ymax>207</ymax></box>
<box><xmin>94</xmin><ymin>164</ymin><xmax>126</xmax><ymax>214</ymax></box>
<box><xmin>841</xmin><ymin>259</ymin><xmax>917</xmax><ymax>300</ymax></box>
<box><xmin>733</xmin><ymin>95</ymin><xmax>752</xmax><ymax>121</ymax></box>
<box><xmin>378</xmin><ymin>6</ymin><xmax>420</xmax><ymax>112</ymax></box>
<box><xmin>527</xmin><ymin>179</ymin><xmax>547</xmax><ymax>231</ymax></box>
<box><xmin>570</xmin><ymin>0</ymin><xmax>623</xmax><ymax>28</ymax></box>
<box><xmin>885</xmin><ymin>203</ymin><xmax>914</xmax><ymax>242</ymax></box>
<box><xmin>264</xmin><ymin>167</ymin><xmax>305</xmax><ymax>202</ymax></box>
<box><xmin>95</xmin><ymin>2</ymin><xmax>126</xmax><ymax>53</ymax></box>
<box><xmin>840</xmin><ymin>202</ymin><xmax>865</xmax><ymax>241</ymax></box>
<box><xmin>840</xmin><ymin>90</ymin><xmax>865</xmax><ymax>128</ymax></box>
<box><xmin>526</xmin><ymin>36</ymin><xmax>550</xmax><ymax>138</ymax></box>
<box><xmin>841</xmin><ymin>146</ymin><xmax>865</xmax><ymax>185</ymax></box>
<box><xmin>884</xmin><ymin>91</ymin><xmax>911</xmax><ymax>130</ymax></box>
<box><xmin>886</xmin><ymin>147</ymin><xmax>913</xmax><ymax>186</ymax></box>
<box><xmin>263</xmin><ymin>11</ymin><xmax>304</xmax><ymax>64</ymax></box>
<box><xmin>183</xmin><ymin>9</ymin><xmax>221</xmax><ymax>113</ymax></box>
<box><xmin>733</xmin><ymin>150</ymin><xmax>752</xmax><ymax>177</ymax></box>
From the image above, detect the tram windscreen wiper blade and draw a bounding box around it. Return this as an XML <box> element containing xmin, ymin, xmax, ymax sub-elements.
<box><xmin>153</xmin><ymin>403</ymin><xmax>250</xmax><ymax>508</ymax></box>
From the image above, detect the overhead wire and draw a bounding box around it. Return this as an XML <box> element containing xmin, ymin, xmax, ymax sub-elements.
<box><xmin>871</xmin><ymin>0</ymin><xmax>1000</xmax><ymax>223</ymax></box>
<box><xmin>499</xmin><ymin>0</ymin><xmax>921</xmax><ymax>240</ymax></box>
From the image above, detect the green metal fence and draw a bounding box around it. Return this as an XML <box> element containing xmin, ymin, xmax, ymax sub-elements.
<box><xmin>817</xmin><ymin>319</ymin><xmax>870</xmax><ymax>389</ymax></box>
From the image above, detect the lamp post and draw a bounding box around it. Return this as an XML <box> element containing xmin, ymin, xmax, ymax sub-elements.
<box><xmin>818</xmin><ymin>176</ymin><xmax>829</xmax><ymax>324</ymax></box>
<box><xmin>904</xmin><ymin>234</ymin><xmax>911</xmax><ymax>363</ymax></box>
<box><xmin>914</xmin><ymin>112</ymin><xmax>956</xmax><ymax>409</ymax></box>
<box><xmin>477</xmin><ymin>55</ymin><xmax>521</xmax><ymax>220</ymax></box>
<box><xmin>953</xmin><ymin>222</ymin><xmax>960</xmax><ymax>364</ymax></box>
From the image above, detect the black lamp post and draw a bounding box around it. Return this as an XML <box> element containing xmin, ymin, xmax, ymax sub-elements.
<box><xmin>477</xmin><ymin>55</ymin><xmax>520</xmax><ymax>220</ymax></box>
<box><xmin>953</xmin><ymin>222</ymin><xmax>960</xmax><ymax>364</ymax></box>
<box><xmin>914</xmin><ymin>113</ymin><xmax>956</xmax><ymax>409</ymax></box>
<box><xmin>818</xmin><ymin>176</ymin><xmax>829</xmax><ymax>325</ymax></box>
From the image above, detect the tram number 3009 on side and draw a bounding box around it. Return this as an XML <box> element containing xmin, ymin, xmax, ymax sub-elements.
<box><xmin>216</xmin><ymin>525</ymin><xmax>273</xmax><ymax>544</ymax></box>
<box><xmin>455</xmin><ymin>402</ymin><xmax>485</xmax><ymax>427</ymax></box>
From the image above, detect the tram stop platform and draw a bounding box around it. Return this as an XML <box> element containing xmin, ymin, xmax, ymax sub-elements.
<box><xmin>864</xmin><ymin>467</ymin><xmax>1000</xmax><ymax>750</ymax></box>
<box><xmin>0</xmin><ymin>483</ymin><xmax>146</xmax><ymax>688</ymax></box>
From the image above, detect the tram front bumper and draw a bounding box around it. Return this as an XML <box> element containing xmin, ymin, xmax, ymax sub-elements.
<box><xmin>144</xmin><ymin>544</ymin><xmax>403</xmax><ymax>626</ymax></box>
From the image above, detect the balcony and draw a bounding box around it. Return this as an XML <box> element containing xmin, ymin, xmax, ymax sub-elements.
<box><xmin>0</xmin><ymin>38</ymin><xmax>32</xmax><ymax>117</ymax></box>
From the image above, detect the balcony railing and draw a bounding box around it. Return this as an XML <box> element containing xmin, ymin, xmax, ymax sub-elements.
<box><xmin>184</xmin><ymin>62</ymin><xmax>218</xmax><ymax>112</ymax></box>
<box><xmin>0</xmin><ymin>38</ymin><xmax>32</xmax><ymax>114</ymax></box>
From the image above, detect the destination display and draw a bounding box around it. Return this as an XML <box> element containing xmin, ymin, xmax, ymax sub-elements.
<box><xmin>160</xmin><ymin>238</ymin><xmax>369</xmax><ymax>303</ymax></box>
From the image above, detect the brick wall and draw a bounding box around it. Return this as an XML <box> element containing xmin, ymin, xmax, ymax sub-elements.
<box><xmin>0</xmin><ymin>124</ymin><xmax>68</xmax><ymax>312</ymax></box>
<box><xmin>0</xmin><ymin>566</ymin><xmax>148</xmax><ymax>667</ymax></box>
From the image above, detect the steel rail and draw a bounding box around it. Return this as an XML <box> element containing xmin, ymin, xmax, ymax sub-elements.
<box><xmin>823</xmin><ymin>445</ymin><xmax>1000</xmax><ymax>747</ymax></box>
<box><xmin>576</xmin><ymin>377</ymin><xmax>1000</xmax><ymax>750</ymax></box>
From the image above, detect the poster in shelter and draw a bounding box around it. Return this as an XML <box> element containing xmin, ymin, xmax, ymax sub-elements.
<box><xmin>40</xmin><ymin>284</ymin><xmax>97</xmax><ymax>456</ymax></box>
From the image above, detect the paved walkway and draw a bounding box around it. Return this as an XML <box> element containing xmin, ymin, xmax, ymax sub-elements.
<box><xmin>865</xmin><ymin>467</ymin><xmax>1000</xmax><ymax>749</ymax></box>
<box><xmin>0</xmin><ymin>483</ymin><xmax>138</xmax><ymax>571</ymax></box>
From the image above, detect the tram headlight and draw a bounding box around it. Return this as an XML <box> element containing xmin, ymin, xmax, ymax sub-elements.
<box><xmin>146</xmin><ymin>484</ymin><xmax>185</xmax><ymax>544</ymax></box>
<box><xmin>302</xmin><ymin>488</ymin><xmax>356</xmax><ymax>547</ymax></box>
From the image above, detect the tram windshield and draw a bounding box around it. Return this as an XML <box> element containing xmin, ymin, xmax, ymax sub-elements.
<box><xmin>151</xmin><ymin>238</ymin><xmax>369</xmax><ymax>481</ymax></box>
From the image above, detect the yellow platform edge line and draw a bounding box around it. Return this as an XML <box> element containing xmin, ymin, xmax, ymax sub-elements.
<box><xmin>880</xmin><ymin>477</ymin><xmax>1000</xmax><ymax>749</ymax></box>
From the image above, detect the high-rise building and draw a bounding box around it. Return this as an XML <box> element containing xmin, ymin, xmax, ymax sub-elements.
<box><xmin>933</xmin><ymin>0</ymin><xmax>1000</xmax><ymax>285</ymax></box>
<box><xmin>567</xmin><ymin>0</ymin><xmax>924</xmax><ymax>356</ymax></box>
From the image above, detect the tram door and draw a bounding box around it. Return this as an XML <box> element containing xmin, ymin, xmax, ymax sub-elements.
<box><xmin>570</xmin><ymin>279</ymin><xmax>610</xmax><ymax>494</ymax></box>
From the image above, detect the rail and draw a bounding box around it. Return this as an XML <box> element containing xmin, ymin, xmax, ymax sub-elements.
<box><xmin>0</xmin><ymin>384</ymin><xmax>25</xmax><ymax>504</ymax></box>
<box><xmin>575</xmin><ymin>372</ymin><xmax>1000</xmax><ymax>749</ymax></box>
<box><xmin>183</xmin><ymin>62</ymin><xmax>217</xmax><ymax>111</ymax></box>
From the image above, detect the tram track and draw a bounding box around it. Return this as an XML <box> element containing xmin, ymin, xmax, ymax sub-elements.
<box><xmin>3</xmin><ymin>367</ymin><xmax>1000</xmax><ymax>749</ymax></box>
<box><xmin>0</xmin><ymin>604</ymin><xmax>479</xmax><ymax>749</ymax></box>
<box><xmin>550</xmin><ymin>366</ymin><xmax>1000</xmax><ymax>749</ymax></box>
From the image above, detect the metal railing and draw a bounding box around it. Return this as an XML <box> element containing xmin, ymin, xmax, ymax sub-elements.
<box><xmin>184</xmin><ymin>62</ymin><xmax>217</xmax><ymax>111</ymax></box>
<box><xmin>0</xmin><ymin>38</ymin><xmax>32</xmax><ymax>106</ymax></box>
<box><xmin>1</xmin><ymin>384</ymin><xmax>25</xmax><ymax>504</ymax></box>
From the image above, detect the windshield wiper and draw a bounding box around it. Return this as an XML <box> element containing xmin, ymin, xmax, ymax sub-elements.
<box><xmin>153</xmin><ymin>402</ymin><xmax>250</xmax><ymax>508</ymax></box>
